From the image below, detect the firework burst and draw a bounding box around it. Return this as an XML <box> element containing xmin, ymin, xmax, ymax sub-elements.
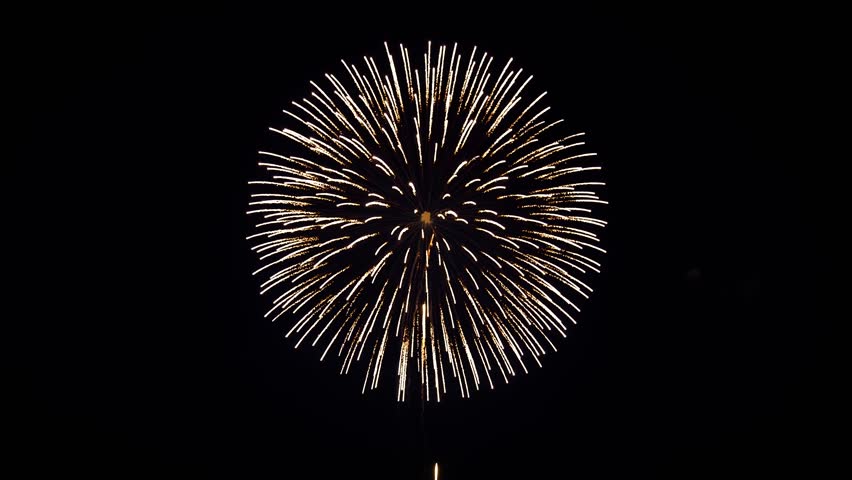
<box><xmin>248</xmin><ymin>42</ymin><xmax>606</xmax><ymax>400</ymax></box>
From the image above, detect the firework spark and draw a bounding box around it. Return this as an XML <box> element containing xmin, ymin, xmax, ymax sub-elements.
<box><xmin>248</xmin><ymin>42</ymin><xmax>606</xmax><ymax>400</ymax></box>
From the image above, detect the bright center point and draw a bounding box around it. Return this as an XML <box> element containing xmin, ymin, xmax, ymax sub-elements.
<box><xmin>420</xmin><ymin>211</ymin><xmax>432</xmax><ymax>225</ymax></box>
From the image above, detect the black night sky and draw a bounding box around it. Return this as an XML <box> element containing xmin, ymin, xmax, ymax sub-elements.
<box><xmin>10</xmin><ymin>5</ymin><xmax>843</xmax><ymax>479</ymax></box>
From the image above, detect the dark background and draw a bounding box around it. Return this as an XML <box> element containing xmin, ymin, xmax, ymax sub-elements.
<box><xmin>9</xmin><ymin>4</ymin><xmax>843</xmax><ymax>479</ymax></box>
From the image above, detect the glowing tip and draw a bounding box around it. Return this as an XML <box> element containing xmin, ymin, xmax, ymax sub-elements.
<box><xmin>434</xmin><ymin>462</ymin><xmax>439</xmax><ymax>480</ymax></box>
<box><xmin>421</xmin><ymin>211</ymin><xmax>432</xmax><ymax>225</ymax></box>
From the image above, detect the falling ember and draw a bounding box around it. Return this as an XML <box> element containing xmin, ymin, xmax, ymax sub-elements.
<box><xmin>248</xmin><ymin>42</ymin><xmax>607</xmax><ymax>401</ymax></box>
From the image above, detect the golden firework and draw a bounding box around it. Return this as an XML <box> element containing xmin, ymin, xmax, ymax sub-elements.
<box><xmin>248</xmin><ymin>42</ymin><xmax>607</xmax><ymax>401</ymax></box>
